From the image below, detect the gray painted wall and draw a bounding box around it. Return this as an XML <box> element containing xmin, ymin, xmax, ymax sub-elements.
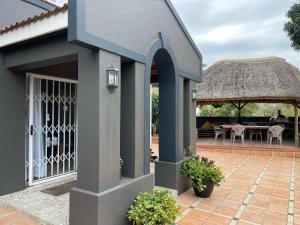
<box><xmin>0</xmin><ymin>0</ymin><xmax>53</xmax><ymax>28</ymax></box>
<box><xmin>0</xmin><ymin>53</ymin><xmax>26</xmax><ymax>195</ymax></box>
<box><xmin>121</xmin><ymin>62</ymin><xmax>145</xmax><ymax>178</ymax></box>
<box><xmin>69</xmin><ymin>0</ymin><xmax>202</xmax><ymax>78</ymax></box>
<box><xmin>184</xmin><ymin>80</ymin><xmax>197</xmax><ymax>153</ymax></box>
<box><xmin>76</xmin><ymin>49</ymin><xmax>121</xmax><ymax>193</ymax></box>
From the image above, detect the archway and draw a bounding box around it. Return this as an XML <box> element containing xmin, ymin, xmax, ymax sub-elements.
<box><xmin>144</xmin><ymin>41</ymin><xmax>190</xmax><ymax>194</ymax></box>
<box><xmin>151</xmin><ymin>49</ymin><xmax>179</xmax><ymax>163</ymax></box>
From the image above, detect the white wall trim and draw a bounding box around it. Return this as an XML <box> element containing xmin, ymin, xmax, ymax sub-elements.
<box><xmin>0</xmin><ymin>11</ymin><xmax>68</xmax><ymax>48</ymax></box>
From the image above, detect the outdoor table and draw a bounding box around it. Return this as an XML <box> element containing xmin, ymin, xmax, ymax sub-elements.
<box><xmin>220</xmin><ymin>125</ymin><xmax>271</xmax><ymax>142</ymax></box>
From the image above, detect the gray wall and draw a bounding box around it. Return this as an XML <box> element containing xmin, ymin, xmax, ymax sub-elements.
<box><xmin>121</xmin><ymin>62</ymin><xmax>145</xmax><ymax>178</ymax></box>
<box><xmin>69</xmin><ymin>0</ymin><xmax>202</xmax><ymax>78</ymax></box>
<box><xmin>0</xmin><ymin>53</ymin><xmax>26</xmax><ymax>195</ymax></box>
<box><xmin>0</xmin><ymin>0</ymin><xmax>54</xmax><ymax>28</ymax></box>
<box><xmin>76</xmin><ymin>49</ymin><xmax>121</xmax><ymax>193</ymax></box>
<box><xmin>184</xmin><ymin>80</ymin><xmax>197</xmax><ymax>153</ymax></box>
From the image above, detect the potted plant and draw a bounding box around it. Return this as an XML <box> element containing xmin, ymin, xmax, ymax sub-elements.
<box><xmin>127</xmin><ymin>189</ymin><xmax>180</xmax><ymax>225</ymax></box>
<box><xmin>181</xmin><ymin>156</ymin><xmax>224</xmax><ymax>198</ymax></box>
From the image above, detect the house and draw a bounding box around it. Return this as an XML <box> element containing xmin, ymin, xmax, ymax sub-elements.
<box><xmin>0</xmin><ymin>0</ymin><xmax>202</xmax><ymax>224</ymax></box>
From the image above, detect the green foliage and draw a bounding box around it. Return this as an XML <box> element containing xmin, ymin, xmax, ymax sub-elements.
<box><xmin>152</xmin><ymin>92</ymin><xmax>159</xmax><ymax>132</ymax></box>
<box><xmin>199</xmin><ymin>103</ymin><xmax>294</xmax><ymax>117</ymax></box>
<box><xmin>284</xmin><ymin>3</ymin><xmax>300</xmax><ymax>50</ymax></box>
<box><xmin>120</xmin><ymin>158</ymin><xmax>124</xmax><ymax>169</ymax></box>
<box><xmin>127</xmin><ymin>189</ymin><xmax>180</xmax><ymax>225</ymax></box>
<box><xmin>181</xmin><ymin>156</ymin><xmax>225</xmax><ymax>192</ymax></box>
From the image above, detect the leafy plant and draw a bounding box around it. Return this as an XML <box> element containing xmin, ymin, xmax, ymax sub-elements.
<box><xmin>152</xmin><ymin>92</ymin><xmax>159</xmax><ymax>133</ymax></box>
<box><xmin>181</xmin><ymin>156</ymin><xmax>224</xmax><ymax>192</ymax></box>
<box><xmin>127</xmin><ymin>189</ymin><xmax>180</xmax><ymax>225</ymax></box>
<box><xmin>120</xmin><ymin>158</ymin><xmax>124</xmax><ymax>169</ymax></box>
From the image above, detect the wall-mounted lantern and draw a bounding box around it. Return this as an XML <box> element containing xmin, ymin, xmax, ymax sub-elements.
<box><xmin>192</xmin><ymin>90</ymin><xmax>197</xmax><ymax>101</ymax></box>
<box><xmin>106</xmin><ymin>64</ymin><xmax>119</xmax><ymax>88</ymax></box>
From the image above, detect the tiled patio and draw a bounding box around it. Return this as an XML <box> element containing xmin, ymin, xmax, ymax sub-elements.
<box><xmin>0</xmin><ymin>208</ymin><xmax>39</xmax><ymax>225</ymax></box>
<box><xmin>176</xmin><ymin>151</ymin><xmax>299</xmax><ymax>225</ymax></box>
<box><xmin>1</xmin><ymin>151</ymin><xmax>300</xmax><ymax>225</ymax></box>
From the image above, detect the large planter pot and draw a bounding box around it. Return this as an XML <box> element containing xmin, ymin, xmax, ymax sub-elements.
<box><xmin>193</xmin><ymin>178</ymin><xmax>214</xmax><ymax>198</ymax></box>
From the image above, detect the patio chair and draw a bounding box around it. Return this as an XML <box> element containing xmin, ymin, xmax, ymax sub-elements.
<box><xmin>268</xmin><ymin>125</ymin><xmax>284</xmax><ymax>146</ymax></box>
<box><xmin>214</xmin><ymin>125</ymin><xmax>225</xmax><ymax>141</ymax></box>
<box><xmin>232</xmin><ymin>125</ymin><xmax>245</xmax><ymax>144</ymax></box>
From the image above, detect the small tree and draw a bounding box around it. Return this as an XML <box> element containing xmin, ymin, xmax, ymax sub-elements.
<box><xmin>152</xmin><ymin>92</ymin><xmax>159</xmax><ymax>133</ymax></box>
<box><xmin>284</xmin><ymin>3</ymin><xmax>300</xmax><ymax>50</ymax></box>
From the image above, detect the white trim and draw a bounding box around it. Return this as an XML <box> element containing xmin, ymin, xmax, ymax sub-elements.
<box><xmin>29</xmin><ymin>172</ymin><xmax>77</xmax><ymax>186</ymax></box>
<box><xmin>28</xmin><ymin>76</ymin><xmax>34</xmax><ymax>186</ymax></box>
<box><xmin>0</xmin><ymin>11</ymin><xmax>68</xmax><ymax>48</ymax></box>
<box><xmin>26</xmin><ymin>73</ymin><xmax>78</xmax><ymax>84</ymax></box>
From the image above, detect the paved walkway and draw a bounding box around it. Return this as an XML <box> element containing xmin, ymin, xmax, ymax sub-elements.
<box><xmin>176</xmin><ymin>152</ymin><xmax>299</xmax><ymax>225</ymax></box>
<box><xmin>0</xmin><ymin>208</ymin><xmax>39</xmax><ymax>225</ymax></box>
<box><xmin>1</xmin><ymin>152</ymin><xmax>299</xmax><ymax>225</ymax></box>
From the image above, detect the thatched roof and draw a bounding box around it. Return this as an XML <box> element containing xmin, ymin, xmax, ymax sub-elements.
<box><xmin>196</xmin><ymin>57</ymin><xmax>300</xmax><ymax>104</ymax></box>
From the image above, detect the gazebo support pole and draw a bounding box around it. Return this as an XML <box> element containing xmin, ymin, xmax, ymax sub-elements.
<box><xmin>231</xmin><ymin>101</ymin><xmax>249</xmax><ymax>123</ymax></box>
<box><xmin>295</xmin><ymin>104</ymin><xmax>299</xmax><ymax>147</ymax></box>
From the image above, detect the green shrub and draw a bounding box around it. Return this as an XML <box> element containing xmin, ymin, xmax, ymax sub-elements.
<box><xmin>181</xmin><ymin>156</ymin><xmax>225</xmax><ymax>192</ymax></box>
<box><xmin>127</xmin><ymin>189</ymin><xmax>180</xmax><ymax>225</ymax></box>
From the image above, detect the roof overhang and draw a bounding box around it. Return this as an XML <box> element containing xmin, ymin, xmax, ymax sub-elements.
<box><xmin>0</xmin><ymin>10</ymin><xmax>67</xmax><ymax>48</ymax></box>
<box><xmin>197</xmin><ymin>97</ymin><xmax>300</xmax><ymax>105</ymax></box>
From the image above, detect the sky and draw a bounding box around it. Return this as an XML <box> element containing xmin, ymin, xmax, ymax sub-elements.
<box><xmin>171</xmin><ymin>0</ymin><xmax>300</xmax><ymax>68</ymax></box>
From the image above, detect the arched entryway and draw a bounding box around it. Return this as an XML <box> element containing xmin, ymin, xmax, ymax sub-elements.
<box><xmin>144</xmin><ymin>40</ymin><xmax>190</xmax><ymax>194</ymax></box>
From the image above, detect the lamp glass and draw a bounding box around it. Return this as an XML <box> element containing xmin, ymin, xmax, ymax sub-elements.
<box><xmin>192</xmin><ymin>90</ymin><xmax>197</xmax><ymax>100</ymax></box>
<box><xmin>106</xmin><ymin>65</ymin><xmax>119</xmax><ymax>87</ymax></box>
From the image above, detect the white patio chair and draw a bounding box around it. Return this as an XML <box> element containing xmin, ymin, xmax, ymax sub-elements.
<box><xmin>232</xmin><ymin>125</ymin><xmax>245</xmax><ymax>144</ymax></box>
<box><xmin>268</xmin><ymin>125</ymin><xmax>284</xmax><ymax>146</ymax></box>
<box><xmin>214</xmin><ymin>125</ymin><xmax>225</xmax><ymax>141</ymax></box>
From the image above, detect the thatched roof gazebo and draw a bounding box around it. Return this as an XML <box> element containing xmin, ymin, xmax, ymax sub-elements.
<box><xmin>196</xmin><ymin>57</ymin><xmax>300</xmax><ymax>146</ymax></box>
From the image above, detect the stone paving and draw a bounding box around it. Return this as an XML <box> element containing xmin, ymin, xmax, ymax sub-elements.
<box><xmin>1</xmin><ymin>152</ymin><xmax>299</xmax><ymax>225</ymax></box>
<box><xmin>176</xmin><ymin>151</ymin><xmax>299</xmax><ymax>225</ymax></box>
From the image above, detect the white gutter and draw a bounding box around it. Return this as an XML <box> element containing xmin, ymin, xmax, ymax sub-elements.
<box><xmin>0</xmin><ymin>10</ymin><xmax>68</xmax><ymax>48</ymax></box>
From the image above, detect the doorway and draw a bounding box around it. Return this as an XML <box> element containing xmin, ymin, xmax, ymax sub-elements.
<box><xmin>25</xmin><ymin>74</ymin><xmax>78</xmax><ymax>185</ymax></box>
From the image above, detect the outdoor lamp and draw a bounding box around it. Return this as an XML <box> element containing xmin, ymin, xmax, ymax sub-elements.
<box><xmin>106</xmin><ymin>64</ymin><xmax>119</xmax><ymax>88</ymax></box>
<box><xmin>192</xmin><ymin>90</ymin><xmax>197</xmax><ymax>101</ymax></box>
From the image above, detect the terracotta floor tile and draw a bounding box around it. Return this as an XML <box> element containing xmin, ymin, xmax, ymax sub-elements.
<box><xmin>177</xmin><ymin>194</ymin><xmax>199</xmax><ymax>206</ymax></box>
<box><xmin>254</xmin><ymin>185</ymin><xmax>273</xmax><ymax>196</ymax></box>
<box><xmin>178</xmin><ymin>217</ymin><xmax>204</xmax><ymax>225</ymax></box>
<box><xmin>0</xmin><ymin>208</ymin><xmax>13</xmax><ymax>218</ymax></box>
<box><xmin>240</xmin><ymin>206</ymin><xmax>265</xmax><ymax>224</ymax></box>
<box><xmin>225</xmin><ymin>191</ymin><xmax>248</xmax><ymax>203</ymax></box>
<box><xmin>185</xmin><ymin>209</ymin><xmax>211</xmax><ymax>221</ymax></box>
<box><xmin>271</xmin><ymin>188</ymin><xmax>290</xmax><ymax>199</ymax></box>
<box><xmin>268</xmin><ymin>197</ymin><xmax>288</xmax><ymax>213</ymax></box>
<box><xmin>294</xmin><ymin>215</ymin><xmax>300</xmax><ymax>225</ymax></box>
<box><xmin>248</xmin><ymin>194</ymin><xmax>270</xmax><ymax>208</ymax></box>
<box><xmin>205</xmin><ymin>214</ymin><xmax>231</xmax><ymax>225</ymax></box>
<box><xmin>262</xmin><ymin>210</ymin><xmax>287</xmax><ymax>224</ymax></box>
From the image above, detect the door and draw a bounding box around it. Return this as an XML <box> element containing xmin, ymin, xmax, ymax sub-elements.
<box><xmin>25</xmin><ymin>74</ymin><xmax>78</xmax><ymax>185</ymax></box>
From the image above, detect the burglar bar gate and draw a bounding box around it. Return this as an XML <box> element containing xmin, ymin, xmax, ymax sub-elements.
<box><xmin>25</xmin><ymin>74</ymin><xmax>78</xmax><ymax>185</ymax></box>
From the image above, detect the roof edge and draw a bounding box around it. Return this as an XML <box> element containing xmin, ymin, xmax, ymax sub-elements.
<box><xmin>216</xmin><ymin>56</ymin><xmax>286</xmax><ymax>64</ymax></box>
<box><xmin>164</xmin><ymin>0</ymin><xmax>202</xmax><ymax>60</ymax></box>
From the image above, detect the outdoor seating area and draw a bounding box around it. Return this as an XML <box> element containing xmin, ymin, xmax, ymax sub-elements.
<box><xmin>211</xmin><ymin>124</ymin><xmax>285</xmax><ymax>146</ymax></box>
<box><xmin>196</xmin><ymin>57</ymin><xmax>300</xmax><ymax>152</ymax></box>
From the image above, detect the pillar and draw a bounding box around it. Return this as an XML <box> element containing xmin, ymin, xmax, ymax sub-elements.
<box><xmin>0</xmin><ymin>53</ymin><xmax>25</xmax><ymax>196</ymax></box>
<box><xmin>155</xmin><ymin>71</ymin><xmax>191</xmax><ymax>195</ymax></box>
<box><xmin>69</xmin><ymin>50</ymin><xmax>153</xmax><ymax>225</ymax></box>
<box><xmin>120</xmin><ymin>62</ymin><xmax>146</xmax><ymax>178</ymax></box>
<box><xmin>184</xmin><ymin>80</ymin><xmax>197</xmax><ymax>154</ymax></box>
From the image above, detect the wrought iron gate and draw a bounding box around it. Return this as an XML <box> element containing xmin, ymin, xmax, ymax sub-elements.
<box><xmin>25</xmin><ymin>74</ymin><xmax>78</xmax><ymax>185</ymax></box>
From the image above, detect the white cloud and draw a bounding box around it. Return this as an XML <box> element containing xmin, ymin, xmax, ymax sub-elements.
<box><xmin>170</xmin><ymin>0</ymin><xmax>300</xmax><ymax>68</ymax></box>
<box><xmin>194</xmin><ymin>24</ymin><xmax>243</xmax><ymax>44</ymax></box>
